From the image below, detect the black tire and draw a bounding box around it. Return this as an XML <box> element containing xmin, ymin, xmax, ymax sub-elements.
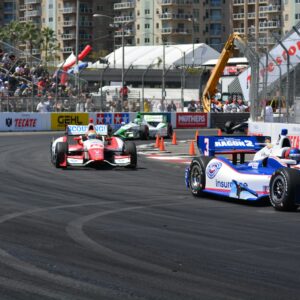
<box><xmin>125</xmin><ymin>141</ymin><xmax>137</xmax><ymax>169</ymax></box>
<box><xmin>189</xmin><ymin>156</ymin><xmax>213</xmax><ymax>196</ymax></box>
<box><xmin>139</xmin><ymin>125</ymin><xmax>149</xmax><ymax>140</ymax></box>
<box><xmin>167</xmin><ymin>123</ymin><xmax>173</xmax><ymax>139</ymax></box>
<box><xmin>224</xmin><ymin>121</ymin><xmax>234</xmax><ymax>134</ymax></box>
<box><xmin>55</xmin><ymin>142</ymin><xmax>68</xmax><ymax>168</ymax></box>
<box><xmin>269</xmin><ymin>168</ymin><xmax>300</xmax><ymax>211</ymax></box>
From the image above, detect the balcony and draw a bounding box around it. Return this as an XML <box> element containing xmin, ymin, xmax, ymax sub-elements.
<box><xmin>259</xmin><ymin>20</ymin><xmax>280</xmax><ymax>29</ymax></box>
<box><xmin>80</xmin><ymin>8</ymin><xmax>93</xmax><ymax>13</ymax></box>
<box><xmin>234</xmin><ymin>27</ymin><xmax>245</xmax><ymax>33</ymax></box>
<box><xmin>62</xmin><ymin>34</ymin><xmax>76</xmax><ymax>40</ymax></box>
<box><xmin>63</xmin><ymin>20</ymin><xmax>76</xmax><ymax>27</ymax></box>
<box><xmin>161</xmin><ymin>27</ymin><xmax>190</xmax><ymax>34</ymax></box>
<box><xmin>25</xmin><ymin>10</ymin><xmax>41</xmax><ymax>17</ymax></box>
<box><xmin>259</xmin><ymin>5</ymin><xmax>281</xmax><ymax>13</ymax></box>
<box><xmin>160</xmin><ymin>0</ymin><xmax>192</xmax><ymax>5</ymax></box>
<box><xmin>25</xmin><ymin>0</ymin><xmax>41</xmax><ymax>4</ymax></box>
<box><xmin>258</xmin><ymin>37</ymin><xmax>276</xmax><ymax>44</ymax></box>
<box><xmin>114</xmin><ymin>29</ymin><xmax>134</xmax><ymax>37</ymax></box>
<box><xmin>233</xmin><ymin>0</ymin><xmax>244</xmax><ymax>5</ymax></box>
<box><xmin>114</xmin><ymin>2</ymin><xmax>135</xmax><ymax>10</ymax></box>
<box><xmin>19</xmin><ymin>5</ymin><xmax>26</xmax><ymax>11</ymax></box>
<box><xmin>233</xmin><ymin>13</ymin><xmax>244</xmax><ymax>20</ymax></box>
<box><xmin>114</xmin><ymin>15</ymin><xmax>134</xmax><ymax>23</ymax></box>
<box><xmin>60</xmin><ymin>7</ymin><xmax>77</xmax><ymax>14</ymax></box>
<box><xmin>159</xmin><ymin>13</ymin><xmax>193</xmax><ymax>20</ymax></box>
<box><xmin>63</xmin><ymin>47</ymin><xmax>73</xmax><ymax>53</ymax></box>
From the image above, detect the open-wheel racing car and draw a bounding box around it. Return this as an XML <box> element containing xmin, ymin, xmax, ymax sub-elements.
<box><xmin>185</xmin><ymin>129</ymin><xmax>300</xmax><ymax>211</ymax></box>
<box><xmin>51</xmin><ymin>122</ymin><xmax>137</xmax><ymax>169</ymax></box>
<box><xmin>113</xmin><ymin>113</ymin><xmax>173</xmax><ymax>140</ymax></box>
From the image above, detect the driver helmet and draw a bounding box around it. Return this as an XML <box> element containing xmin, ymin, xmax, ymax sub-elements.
<box><xmin>287</xmin><ymin>147</ymin><xmax>300</xmax><ymax>162</ymax></box>
<box><xmin>87</xmin><ymin>130</ymin><xmax>97</xmax><ymax>140</ymax></box>
<box><xmin>134</xmin><ymin>113</ymin><xmax>141</xmax><ymax>124</ymax></box>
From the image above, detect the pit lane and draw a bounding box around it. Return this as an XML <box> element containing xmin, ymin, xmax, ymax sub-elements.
<box><xmin>0</xmin><ymin>131</ymin><xmax>300</xmax><ymax>300</ymax></box>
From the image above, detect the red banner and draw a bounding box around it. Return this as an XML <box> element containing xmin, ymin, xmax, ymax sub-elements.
<box><xmin>176</xmin><ymin>113</ymin><xmax>208</xmax><ymax>128</ymax></box>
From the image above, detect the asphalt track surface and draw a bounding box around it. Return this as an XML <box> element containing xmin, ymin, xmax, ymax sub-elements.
<box><xmin>1</xmin><ymin>130</ymin><xmax>300</xmax><ymax>299</ymax></box>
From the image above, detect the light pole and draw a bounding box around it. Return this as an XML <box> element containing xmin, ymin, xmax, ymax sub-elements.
<box><xmin>93</xmin><ymin>14</ymin><xmax>117</xmax><ymax>69</ymax></box>
<box><xmin>75</xmin><ymin>0</ymin><xmax>80</xmax><ymax>97</ymax></box>
<box><xmin>188</xmin><ymin>18</ymin><xmax>197</xmax><ymax>67</ymax></box>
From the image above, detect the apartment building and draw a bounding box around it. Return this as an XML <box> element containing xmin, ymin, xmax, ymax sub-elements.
<box><xmin>232</xmin><ymin>0</ymin><xmax>282</xmax><ymax>51</ymax></box>
<box><xmin>113</xmin><ymin>0</ymin><xmax>231</xmax><ymax>52</ymax></box>
<box><xmin>282</xmin><ymin>0</ymin><xmax>300</xmax><ymax>35</ymax></box>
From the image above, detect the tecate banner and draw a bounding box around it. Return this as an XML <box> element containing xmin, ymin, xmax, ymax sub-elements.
<box><xmin>176</xmin><ymin>113</ymin><xmax>208</xmax><ymax>128</ymax></box>
<box><xmin>0</xmin><ymin>113</ymin><xmax>50</xmax><ymax>131</ymax></box>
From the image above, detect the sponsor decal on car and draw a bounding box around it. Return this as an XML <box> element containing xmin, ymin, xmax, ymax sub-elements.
<box><xmin>206</xmin><ymin>161</ymin><xmax>222</xmax><ymax>179</ymax></box>
<box><xmin>214</xmin><ymin>138</ymin><xmax>254</xmax><ymax>148</ymax></box>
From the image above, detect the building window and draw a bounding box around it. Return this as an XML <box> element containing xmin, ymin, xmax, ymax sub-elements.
<box><xmin>145</xmin><ymin>9</ymin><xmax>150</xmax><ymax>14</ymax></box>
<box><xmin>285</xmin><ymin>14</ymin><xmax>289</xmax><ymax>21</ymax></box>
<box><xmin>137</xmin><ymin>10</ymin><xmax>140</xmax><ymax>16</ymax></box>
<box><xmin>137</xmin><ymin>24</ymin><xmax>140</xmax><ymax>30</ymax></box>
<box><xmin>156</xmin><ymin>23</ymin><xmax>159</xmax><ymax>28</ymax></box>
<box><xmin>296</xmin><ymin>0</ymin><xmax>300</xmax><ymax>3</ymax></box>
<box><xmin>49</xmin><ymin>17</ymin><xmax>53</xmax><ymax>22</ymax></box>
<box><xmin>137</xmin><ymin>38</ymin><xmax>140</xmax><ymax>44</ymax></box>
<box><xmin>145</xmin><ymin>38</ymin><xmax>150</xmax><ymax>43</ymax></box>
<box><xmin>296</xmin><ymin>13</ymin><xmax>300</xmax><ymax>19</ymax></box>
<box><xmin>145</xmin><ymin>23</ymin><xmax>150</xmax><ymax>29</ymax></box>
<box><xmin>156</xmin><ymin>37</ymin><xmax>159</xmax><ymax>43</ymax></box>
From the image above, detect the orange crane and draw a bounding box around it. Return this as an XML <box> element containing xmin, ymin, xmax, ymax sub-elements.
<box><xmin>202</xmin><ymin>32</ymin><xmax>245</xmax><ymax>112</ymax></box>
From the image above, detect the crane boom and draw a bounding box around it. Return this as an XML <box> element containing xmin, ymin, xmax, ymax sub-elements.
<box><xmin>202</xmin><ymin>32</ymin><xmax>244</xmax><ymax>112</ymax></box>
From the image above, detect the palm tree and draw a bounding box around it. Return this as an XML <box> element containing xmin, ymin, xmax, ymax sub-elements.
<box><xmin>21</xmin><ymin>22</ymin><xmax>41</xmax><ymax>66</ymax></box>
<box><xmin>40</xmin><ymin>27</ymin><xmax>60</xmax><ymax>67</ymax></box>
<box><xmin>0</xmin><ymin>21</ymin><xmax>23</xmax><ymax>48</ymax></box>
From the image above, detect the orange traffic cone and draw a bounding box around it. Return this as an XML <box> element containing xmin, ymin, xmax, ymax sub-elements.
<box><xmin>195</xmin><ymin>130</ymin><xmax>199</xmax><ymax>141</ymax></box>
<box><xmin>172</xmin><ymin>131</ymin><xmax>177</xmax><ymax>145</ymax></box>
<box><xmin>159</xmin><ymin>137</ymin><xmax>165</xmax><ymax>151</ymax></box>
<box><xmin>217</xmin><ymin>129</ymin><xmax>222</xmax><ymax>136</ymax></box>
<box><xmin>189</xmin><ymin>140</ymin><xmax>196</xmax><ymax>156</ymax></box>
<box><xmin>154</xmin><ymin>134</ymin><xmax>160</xmax><ymax>148</ymax></box>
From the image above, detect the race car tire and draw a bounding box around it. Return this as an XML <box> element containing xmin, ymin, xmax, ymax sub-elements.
<box><xmin>139</xmin><ymin>125</ymin><xmax>149</xmax><ymax>140</ymax></box>
<box><xmin>167</xmin><ymin>123</ymin><xmax>173</xmax><ymax>139</ymax></box>
<box><xmin>189</xmin><ymin>156</ymin><xmax>213</xmax><ymax>196</ymax></box>
<box><xmin>55</xmin><ymin>142</ymin><xmax>68</xmax><ymax>168</ymax></box>
<box><xmin>224</xmin><ymin>121</ymin><xmax>234</xmax><ymax>134</ymax></box>
<box><xmin>269</xmin><ymin>168</ymin><xmax>300</xmax><ymax>211</ymax></box>
<box><xmin>125</xmin><ymin>141</ymin><xmax>137</xmax><ymax>169</ymax></box>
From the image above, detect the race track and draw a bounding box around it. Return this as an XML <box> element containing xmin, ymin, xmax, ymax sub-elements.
<box><xmin>1</xmin><ymin>132</ymin><xmax>300</xmax><ymax>300</ymax></box>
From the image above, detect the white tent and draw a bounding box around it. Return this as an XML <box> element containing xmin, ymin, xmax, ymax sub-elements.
<box><xmin>89</xmin><ymin>43</ymin><xmax>220</xmax><ymax>69</ymax></box>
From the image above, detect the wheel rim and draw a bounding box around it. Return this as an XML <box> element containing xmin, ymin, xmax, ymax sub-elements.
<box><xmin>271</xmin><ymin>176</ymin><xmax>285</xmax><ymax>203</ymax></box>
<box><xmin>190</xmin><ymin>164</ymin><xmax>202</xmax><ymax>191</ymax></box>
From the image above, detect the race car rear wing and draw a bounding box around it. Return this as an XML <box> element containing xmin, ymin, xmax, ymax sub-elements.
<box><xmin>197</xmin><ymin>136</ymin><xmax>267</xmax><ymax>164</ymax></box>
<box><xmin>66</xmin><ymin>125</ymin><xmax>108</xmax><ymax>136</ymax></box>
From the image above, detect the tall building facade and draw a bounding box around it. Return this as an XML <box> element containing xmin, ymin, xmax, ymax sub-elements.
<box><xmin>113</xmin><ymin>0</ymin><xmax>231</xmax><ymax>52</ymax></box>
<box><xmin>232</xmin><ymin>0</ymin><xmax>282</xmax><ymax>50</ymax></box>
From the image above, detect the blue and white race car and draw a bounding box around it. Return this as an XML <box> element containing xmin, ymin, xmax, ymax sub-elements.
<box><xmin>185</xmin><ymin>129</ymin><xmax>300</xmax><ymax>211</ymax></box>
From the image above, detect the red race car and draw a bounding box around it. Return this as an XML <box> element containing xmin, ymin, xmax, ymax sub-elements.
<box><xmin>51</xmin><ymin>122</ymin><xmax>137</xmax><ymax>169</ymax></box>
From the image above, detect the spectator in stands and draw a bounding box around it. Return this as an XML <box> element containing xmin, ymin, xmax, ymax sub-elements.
<box><xmin>62</xmin><ymin>99</ymin><xmax>71</xmax><ymax>112</ymax></box>
<box><xmin>262</xmin><ymin>100</ymin><xmax>274</xmax><ymax>122</ymax></box>
<box><xmin>229</xmin><ymin>98</ymin><xmax>239</xmax><ymax>113</ymax></box>
<box><xmin>188</xmin><ymin>100</ymin><xmax>197</xmax><ymax>112</ymax></box>
<box><xmin>237</xmin><ymin>98</ymin><xmax>248</xmax><ymax>112</ymax></box>
<box><xmin>120</xmin><ymin>84</ymin><xmax>129</xmax><ymax>101</ymax></box>
<box><xmin>85</xmin><ymin>98</ymin><xmax>95</xmax><ymax>112</ymax></box>
<box><xmin>167</xmin><ymin>100</ymin><xmax>177</xmax><ymax>112</ymax></box>
<box><xmin>76</xmin><ymin>98</ymin><xmax>85</xmax><ymax>112</ymax></box>
<box><xmin>223</xmin><ymin>99</ymin><xmax>231</xmax><ymax>113</ymax></box>
<box><xmin>36</xmin><ymin>98</ymin><xmax>48</xmax><ymax>113</ymax></box>
<box><xmin>144</xmin><ymin>99</ymin><xmax>150</xmax><ymax>112</ymax></box>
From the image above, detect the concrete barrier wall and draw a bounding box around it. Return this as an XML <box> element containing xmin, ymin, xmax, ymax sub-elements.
<box><xmin>0</xmin><ymin>112</ymin><xmax>211</xmax><ymax>131</ymax></box>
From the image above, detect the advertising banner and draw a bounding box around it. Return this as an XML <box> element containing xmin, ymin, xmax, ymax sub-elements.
<box><xmin>176</xmin><ymin>113</ymin><xmax>208</xmax><ymax>128</ymax></box>
<box><xmin>51</xmin><ymin>113</ymin><xmax>89</xmax><ymax>130</ymax></box>
<box><xmin>238</xmin><ymin>30</ymin><xmax>300</xmax><ymax>102</ymax></box>
<box><xmin>0</xmin><ymin>113</ymin><xmax>50</xmax><ymax>131</ymax></box>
